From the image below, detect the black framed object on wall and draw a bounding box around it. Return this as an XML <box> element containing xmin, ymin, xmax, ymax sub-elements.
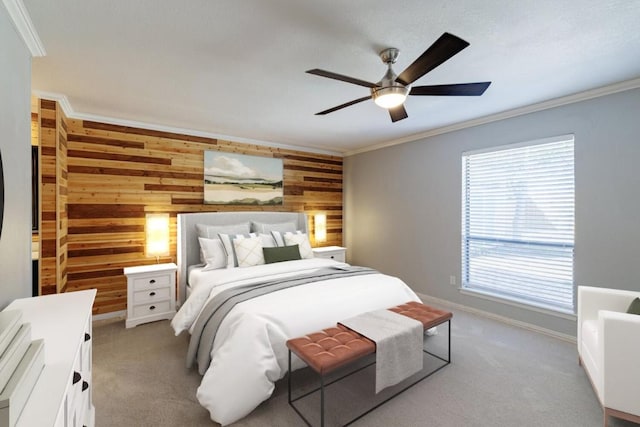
<box><xmin>32</xmin><ymin>146</ymin><xmax>38</xmax><ymax>231</ymax></box>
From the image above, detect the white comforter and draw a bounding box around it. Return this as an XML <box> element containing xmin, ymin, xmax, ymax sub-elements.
<box><xmin>171</xmin><ymin>258</ymin><xmax>420</xmax><ymax>426</ymax></box>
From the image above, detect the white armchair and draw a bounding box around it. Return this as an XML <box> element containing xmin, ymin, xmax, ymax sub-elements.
<box><xmin>577</xmin><ymin>286</ymin><xmax>640</xmax><ymax>427</ymax></box>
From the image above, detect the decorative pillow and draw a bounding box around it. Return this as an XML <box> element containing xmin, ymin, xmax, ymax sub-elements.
<box><xmin>271</xmin><ymin>229</ymin><xmax>305</xmax><ymax>247</ymax></box>
<box><xmin>283</xmin><ymin>232</ymin><xmax>313</xmax><ymax>259</ymax></box>
<box><xmin>271</xmin><ymin>230</ymin><xmax>285</xmax><ymax>247</ymax></box>
<box><xmin>251</xmin><ymin>221</ymin><xmax>297</xmax><ymax>234</ymax></box>
<box><xmin>627</xmin><ymin>297</ymin><xmax>640</xmax><ymax>315</ymax></box>
<box><xmin>198</xmin><ymin>237</ymin><xmax>227</xmax><ymax>271</ymax></box>
<box><xmin>233</xmin><ymin>235</ymin><xmax>265</xmax><ymax>268</ymax></box>
<box><xmin>259</xmin><ymin>233</ymin><xmax>277</xmax><ymax>248</ymax></box>
<box><xmin>263</xmin><ymin>245</ymin><xmax>302</xmax><ymax>264</ymax></box>
<box><xmin>218</xmin><ymin>232</ymin><xmax>256</xmax><ymax>268</ymax></box>
<box><xmin>196</xmin><ymin>222</ymin><xmax>250</xmax><ymax>262</ymax></box>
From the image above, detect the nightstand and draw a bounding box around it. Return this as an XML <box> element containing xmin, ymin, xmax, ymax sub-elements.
<box><xmin>312</xmin><ymin>246</ymin><xmax>346</xmax><ymax>263</ymax></box>
<box><xmin>124</xmin><ymin>263</ymin><xmax>177</xmax><ymax>328</ymax></box>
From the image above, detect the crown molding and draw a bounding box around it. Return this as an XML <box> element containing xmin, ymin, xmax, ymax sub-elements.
<box><xmin>35</xmin><ymin>77</ymin><xmax>640</xmax><ymax>159</ymax></box>
<box><xmin>31</xmin><ymin>91</ymin><xmax>343</xmax><ymax>157</ymax></box>
<box><xmin>2</xmin><ymin>0</ymin><xmax>45</xmax><ymax>57</ymax></box>
<box><xmin>344</xmin><ymin>77</ymin><xmax>640</xmax><ymax>156</ymax></box>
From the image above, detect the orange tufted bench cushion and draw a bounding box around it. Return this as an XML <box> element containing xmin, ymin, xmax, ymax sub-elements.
<box><xmin>388</xmin><ymin>301</ymin><xmax>452</xmax><ymax>330</ymax></box>
<box><xmin>286</xmin><ymin>301</ymin><xmax>452</xmax><ymax>376</ymax></box>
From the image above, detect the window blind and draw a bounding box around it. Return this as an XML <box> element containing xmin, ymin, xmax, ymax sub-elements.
<box><xmin>461</xmin><ymin>136</ymin><xmax>575</xmax><ymax>312</ymax></box>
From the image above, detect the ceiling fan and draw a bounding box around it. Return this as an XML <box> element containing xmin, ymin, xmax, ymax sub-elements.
<box><xmin>306</xmin><ymin>32</ymin><xmax>491</xmax><ymax>123</ymax></box>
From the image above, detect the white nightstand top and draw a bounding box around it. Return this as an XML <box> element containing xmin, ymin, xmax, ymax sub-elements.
<box><xmin>312</xmin><ymin>246</ymin><xmax>346</xmax><ymax>253</ymax></box>
<box><xmin>124</xmin><ymin>262</ymin><xmax>177</xmax><ymax>275</ymax></box>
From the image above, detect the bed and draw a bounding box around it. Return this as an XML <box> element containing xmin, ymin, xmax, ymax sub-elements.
<box><xmin>172</xmin><ymin>211</ymin><xmax>421</xmax><ymax>425</ymax></box>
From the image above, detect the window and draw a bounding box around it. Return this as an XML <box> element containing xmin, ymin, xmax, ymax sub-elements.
<box><xmin>461</xmin><ymin>135</ymin><xmax>575</xmax><ymax>313</ymax></box>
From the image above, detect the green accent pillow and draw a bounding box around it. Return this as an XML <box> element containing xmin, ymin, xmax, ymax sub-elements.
<box><xmin>626</xmin><ymin>297</ymin><xmax>640</xmax><ymax>315</ymax></box>
<box><xmin>263</xmin><ymin>244</ymin><xmax>302</xmax><ymax>264</ymax></box>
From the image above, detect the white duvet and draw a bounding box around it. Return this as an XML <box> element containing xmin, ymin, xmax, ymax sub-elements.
<box><xmin>171</xmin><ymin>258</ymin><xmax>420</xmax><ymax>426</ymax></box>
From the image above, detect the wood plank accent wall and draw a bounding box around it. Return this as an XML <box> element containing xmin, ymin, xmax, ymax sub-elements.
<box><xmin>39</xmin><ymin>99</ymin><xmax>58</xmax><ymax>295</ymax></box>
<box><xmin>62</xmin><ymin>119</ymin><xmax>343</xmax><ymax>314</ymax></box>
<box><xmin>57</xmin><ymin>110</ymin><xmax>69</xmax><ymax>293</ymax></box>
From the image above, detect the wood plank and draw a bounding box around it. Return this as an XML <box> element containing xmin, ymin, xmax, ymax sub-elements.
<box><xmin>36</xmin><ymin>107</ymin><xmax>343</xmax><ymax>313</ymax></box>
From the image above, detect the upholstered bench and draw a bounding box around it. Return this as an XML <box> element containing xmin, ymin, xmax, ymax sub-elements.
<box><xmin>286</xmin><ymin>301</ymin><xmax>453</xmax><ymax>426</ymax></box>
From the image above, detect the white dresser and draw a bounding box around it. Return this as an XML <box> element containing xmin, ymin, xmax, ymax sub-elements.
<box><xmin>4</xmin><ymin>289</ymin><xmax>96</xmax><ymax>427</ymax></box>
<box><xmin>124</xmin><ymin>263</ymin><xmax>177</xmax><ymax>328</ymax></box>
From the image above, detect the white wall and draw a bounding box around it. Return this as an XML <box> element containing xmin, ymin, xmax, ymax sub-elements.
<box><xmin>345</xmin><ymin>88</ymin><xmax>640</xmax><ymax>336</ymax></box>
<box><xmin>0</xmin><ymin>5</ymin><xmax>33</xmax><ymax>307</ymax></box>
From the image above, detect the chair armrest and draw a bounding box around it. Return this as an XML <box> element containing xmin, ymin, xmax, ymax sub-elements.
<box><xmin>577</xmin><ymin>286</ymin><xmax>639</xmax><ymax>353</ymax></box>
<box><xmin>600</xmin><ymin>310</ymin><xmax>640</xmax><ymax>414</ymax></box>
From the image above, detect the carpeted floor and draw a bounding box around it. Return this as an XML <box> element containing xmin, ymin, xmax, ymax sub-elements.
<box><xmin>92</xmin><ymin>308</ymin><xmax>637</xmax><ymax>427</ymax></box>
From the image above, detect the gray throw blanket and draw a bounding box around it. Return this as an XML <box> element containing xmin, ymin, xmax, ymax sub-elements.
<box><xmin>340</xmin><ymin>309</ymin><xmax>423</xmax><ymax>393</ymax></box>
<box><xmin>187</xmin><ymin>266</ymin><xmax>377</xmax><ymax>374</ymax></box>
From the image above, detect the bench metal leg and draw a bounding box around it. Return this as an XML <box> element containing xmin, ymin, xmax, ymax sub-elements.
<box><xmin>289</xmin><ymin>318</ymin><xmax>452</xmax><ymax>427</ymax></box>
<box><xmin>320</xmin><ymin>375</ymin><xmax>325</xmax><ymax>427</ymax></box>
<box><xmin>288</xmin><ymin>348</ymin><xmax>319</xmax><ymax>427</ymax></box>
<box><xmin>288</xmin><ymin>350</ymin><xmax>292</xmax><ymax>404</ymax></box>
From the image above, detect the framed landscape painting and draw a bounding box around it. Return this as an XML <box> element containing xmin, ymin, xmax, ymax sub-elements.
<box><xmin>204</xmin><ymin>151</ymin><xmax>283</xmax><ymax>205</ymax></box>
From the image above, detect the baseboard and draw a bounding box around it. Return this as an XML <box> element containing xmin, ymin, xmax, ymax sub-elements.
<box><xmin>93</xmin><ymin>310</ymin><xmax>126</xmax><ymax>325</ymax></box>
<box><xmin>416</xmin><ymin>293</ymin><xmax>577</xmax><ymax>344</ymax></box>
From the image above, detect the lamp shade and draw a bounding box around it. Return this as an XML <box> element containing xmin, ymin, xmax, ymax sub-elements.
<box><xmin>314</xmin><ymin>213</ymin><xmax>327</xmax><ymax>243</ymax></box>
<box><xmin>146</xmin><ymin>213</ymin><xmax>170</xmax><ymax>257</ymax></box>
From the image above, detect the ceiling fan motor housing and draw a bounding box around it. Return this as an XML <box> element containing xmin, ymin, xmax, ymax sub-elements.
<box><xmin>372</xmin><ymin>48</ymin><xmax>410</xmax><ymax>108</ymax></box>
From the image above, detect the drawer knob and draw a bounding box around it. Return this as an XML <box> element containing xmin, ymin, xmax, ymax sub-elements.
<box><xmin>82</xmin><ymin>381</ymin><xmax>89</xmax><ymax>392</ymax></box>
<box><xmin>330</xmin><ymin>255</ymin><xmax>335</xmax><ymax>259</ymax></box>
<box><xmin>149</xmin><ymin>291</ymin><xmax>156</xmax><ymax>297</ymax></box>
<box><xmin>149</xmin><ymin>305</ymin><xmax>156</xmax><ymax>310</ymax></box>
<box><xmin>149</xmin><ymin>279</ymin><xmax>156</xmax><ymax>284</ymax></box>
<box><xmin>84</xmin><ymin>333</ymin><xmax>91</xmax><ymax>342</ymax></box>
<box><xmin>73</xmin><ymin>371</ymin><xmax>81</xmax><ymax>385</ymax></box>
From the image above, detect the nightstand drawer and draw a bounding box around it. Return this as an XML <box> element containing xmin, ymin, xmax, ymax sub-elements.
<box><xmin>312</xmin><ymin>246</ymin><xmax>346</xmax><ymax>263</ymax></box>
<box><xmin>132</xmin><ymin>275</ymin><xmax>170</xmax><ymax>291</ymax></box>
<box><xmin>133</xmin><ymin>301</ymin><xmax>172</xmax><ymax>318</ymax></box>
<box><xmin>133</xmin><ymin>287</ymin><xmax>171</xmax><ymax>304</ymax></box>
<box><xmin>318</xmin><ymin>251</ymin><xmax>345</xmax><ymax>262</ymax></box>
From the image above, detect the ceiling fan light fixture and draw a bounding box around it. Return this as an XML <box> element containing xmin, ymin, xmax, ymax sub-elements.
<box><xmin>372</xmin><ymin>85</ymin><xmax>409</xmax><ymax>109</ymax></box>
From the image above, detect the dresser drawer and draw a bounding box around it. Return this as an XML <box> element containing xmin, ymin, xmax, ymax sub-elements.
<box><xmin>132</xmin><ymin>301</ymin><xmax>172</xmax><ymax>318</ymax></box>
<box><xmin>133</xmin><ymin>287</ymin><xmax>171</xmax><ymax>304</ymax></box>
<box><xmin>132</xmin><ymin>274</ymin><xmax>170</xmax><ymax>291</ymax></box>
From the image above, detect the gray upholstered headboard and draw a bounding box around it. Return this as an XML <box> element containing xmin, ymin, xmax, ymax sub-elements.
<box><xmin>176</xmin><ymin>211</ymin><xmax>308</xmax><ymax>304</ymax></box>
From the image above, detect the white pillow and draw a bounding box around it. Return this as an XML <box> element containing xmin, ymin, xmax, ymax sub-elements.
<box><xmin>283</xmin><ymin>232</ymin><xmax>313</xmax><ymax>259</ymax></box>
<box><xmin>198</xmin><ymin>237</ymin><xmax>227</xmax><ymax>271</ymax></box>
<box><xmin>271</xmin><ymin>230</ymin><xmax>285</xmax><ymax>247</ymax></box>
<box><xmin>271</xmin><ymin>230</ymin><xmax>304</xmax><ymax>246</ymax></box>
<box><xmin>259</xmin><ymin>233</ymin><xmax>277</xmax><ymax>248</ymax></box>
<box><xmin>218</xmin><ymin>232</ymin><xmax>257</xmax><ymax>268</ymax></box>
<box><xmin>233</xmin><ymin>235</ymin><xmax>265</xmax><ymax>268</ymax></box>
<box><xmin>251</xmin><ymin>221</ymin><xmax>297</xmax><ymax>234</ymax></box>
<box><xmin>196</xmin><ymin>222</ymin><xmax>250</xmax><ymax>263</ymax></box>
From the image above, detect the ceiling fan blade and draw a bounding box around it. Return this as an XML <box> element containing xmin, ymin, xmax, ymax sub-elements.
<box><xmin>396</xmin><ymin>33</ymin><xmax>470</xmax><ymax>86</ymax></box>
<box><xmin>410</xmin><ymin>82</ymin><xmax>491</xmax><ymax>96</ymax></box>
<box><xmin>315</xmin><ymin>96</ymin><xmax>372</xmax><ymax>115</ymax></box>
<box><xmin>306</xmin><ymin>69</ymin><xmax>378</xmax><ymax>88</ymax></box>
<box><xmin>389</xmin><ymin>105</ymin><xmax>408</xmax><ymax>122</ymax></box>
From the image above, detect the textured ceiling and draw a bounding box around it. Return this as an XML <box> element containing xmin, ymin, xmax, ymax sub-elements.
<box><xmin>23</xmin><ymin>0</ymin><xmax>640</xmax><ymax>154</ymax></box>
